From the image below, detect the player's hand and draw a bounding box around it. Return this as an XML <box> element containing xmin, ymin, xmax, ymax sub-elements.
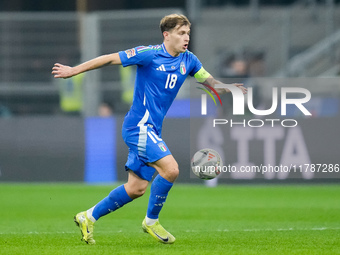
<box><xmin>52</xmin><ymin>63</ymin><xmax>75</xmax><ymax>79</ymax></box>
<box><xmin>225</xmin><ymin>83</ymin><xmax>247</xmax><ymax>94</ymax></box>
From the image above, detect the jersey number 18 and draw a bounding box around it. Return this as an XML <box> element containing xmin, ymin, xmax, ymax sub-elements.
<box><xmin>165</xmin><ymin>74</ymin><xmax>177</xmax><ymax>89</ymax></box>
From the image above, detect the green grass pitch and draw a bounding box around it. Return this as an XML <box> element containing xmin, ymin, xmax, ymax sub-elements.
<box><xmin>1</xmin><ymin>183</ymin><xmax>339</xmax><ymax>254</ymax></box>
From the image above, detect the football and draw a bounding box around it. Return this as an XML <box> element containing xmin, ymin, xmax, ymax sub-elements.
<box><xmin>191</xmin><ymin>148</ymin><xmax>223</xmax><ymax>180</ymax></box>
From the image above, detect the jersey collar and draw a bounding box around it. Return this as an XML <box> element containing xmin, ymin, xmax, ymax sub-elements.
<box><xmin>161</xmin><ymin>43</ymin><xmax>167</xmax><ymax>54</ymax></box>
<box><xmin>161</xmin><ymin>43</ymin><xmax>184</xmax><ymax>58</ymax></box>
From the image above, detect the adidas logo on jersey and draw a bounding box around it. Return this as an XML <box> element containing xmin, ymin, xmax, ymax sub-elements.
<box><xmin>156</xmin><ymin>64</ymin><xmax>166</xmax><ymax>71</ymax></box>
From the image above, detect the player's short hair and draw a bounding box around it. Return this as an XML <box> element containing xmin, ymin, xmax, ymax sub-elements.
<box><xmin>160</xmin><ymin>14</ymin><xmax>191</xmax><ymax>34</ymax></box>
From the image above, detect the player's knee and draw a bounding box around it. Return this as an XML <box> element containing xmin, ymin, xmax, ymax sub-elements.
<box><xmin>151</xmin><ymin>155</ymin><xmax>179</xmax><ymax>183</ymax></box>
<box><xmin>125</xmin><ymin>182</ymin><xmax>148</xmax><ymax>199</ymax></box>
<box><xmin>131</xmin><ymin>187</ymin><xmax>146</xmax><ymax>198</ymax></box>
<box><xmin>164</xmin><ymin>165</ymin><xmax>179</xmax><ymax>183</ymax></box>
<box><xmin>172</xmin><ymin>166</ymin><xmax>180</xmax><ymax>179</ymax></box>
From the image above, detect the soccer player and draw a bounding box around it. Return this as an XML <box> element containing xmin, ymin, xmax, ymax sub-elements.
<box><xmin>52</xmin><ymin>14</ymin><xmax>246</xmax><ymax>245</ymax></box>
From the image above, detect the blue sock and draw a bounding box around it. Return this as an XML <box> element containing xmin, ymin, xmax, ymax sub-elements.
<box><xmin>146</xmin><ymin>175</ymin><xmax>173</xmax><ymax>219</ymax></box>
<box><xmin>92</xmin><ymin>185</ymin><xmax>133</xmax><ymax>220</ymax></box>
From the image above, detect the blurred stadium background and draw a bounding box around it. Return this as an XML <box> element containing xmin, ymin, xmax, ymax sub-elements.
<box><xmin>0</xmin><ymin>0</ymin><xmax>339</xmax><ymax>184</ymax></box>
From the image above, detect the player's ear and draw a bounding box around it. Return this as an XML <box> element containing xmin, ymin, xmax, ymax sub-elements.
<box><xmin>163</xmin><ymin>31</ymin><xmax>170</xmax><ymax>40</ymax></box>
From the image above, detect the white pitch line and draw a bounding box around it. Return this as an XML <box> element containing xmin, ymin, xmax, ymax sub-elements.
<box><xmin>0</xmin><ymin>230</ymin><xmax>124</xmax><ymax>235</ymax></box>
<box><xmin>1</xmin><ymin>227</ymin><xmax>340</xmax><ymax>235</ymax></box>
<box><xmin>186</xmin><ymin>227</ymin><xmax>340</xmax><ymax>233</ymax></box>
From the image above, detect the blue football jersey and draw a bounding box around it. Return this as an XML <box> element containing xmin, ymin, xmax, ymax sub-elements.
<box><xmin>118</xmin><ymin>43</ymin><xmax>202</xmax><ymax>135</ymax></box>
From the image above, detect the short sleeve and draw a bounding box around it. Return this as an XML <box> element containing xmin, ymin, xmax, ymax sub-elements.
<box><xmin>188</xmin><ymin>53</ymin><xmax>203</xmax><ymax>77</ymax></box>
<box><xmin>119</xmin><ymin>46</ymin><xmax>155</xmax><ymax>67</ymax></box>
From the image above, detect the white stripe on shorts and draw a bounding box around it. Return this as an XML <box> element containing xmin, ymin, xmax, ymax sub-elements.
<box><xmin>151</xmin><ymin>131</ymin><xmax>162</xmax><ymax>141</ymax></box>
<box><xmin>137</xmin><ymin>95</ymin><xmax>149</xmax><ymax>157</ymax></box>
<box><xmin>147</xmin><ymin>132</ymin><xmax>157</xmax><ymax>144</ymax></box>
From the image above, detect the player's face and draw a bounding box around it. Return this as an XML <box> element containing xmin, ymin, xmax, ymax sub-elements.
<box><xmin>165</xmin><ymin>25</ymin><xmax>190</xmax><ymax>57</ymax></box>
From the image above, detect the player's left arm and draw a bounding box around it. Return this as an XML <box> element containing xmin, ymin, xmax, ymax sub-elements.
<box><xmin>194</xmin><ymin>67</ymin><xmax>247</xmax><ymax>94</ymax></box>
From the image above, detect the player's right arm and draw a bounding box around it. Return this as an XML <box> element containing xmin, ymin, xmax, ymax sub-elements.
<box><xmin>52</xmin><ymin>53</ymin><xmax>121</xmax><ymax>79</ymax></box>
